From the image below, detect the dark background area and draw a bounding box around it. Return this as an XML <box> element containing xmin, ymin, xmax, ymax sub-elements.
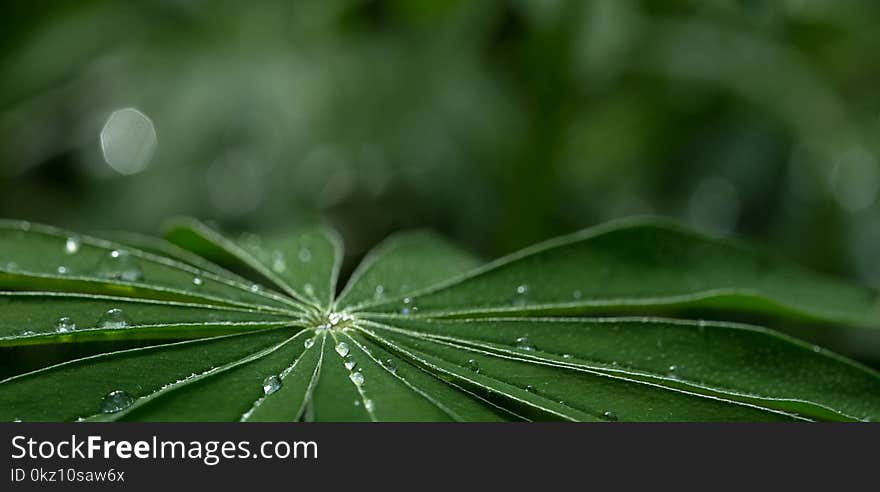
<box><xmin>2</xmin><ymin>1</ymin><xmax>880</xmax><ymax>362</ymax></box>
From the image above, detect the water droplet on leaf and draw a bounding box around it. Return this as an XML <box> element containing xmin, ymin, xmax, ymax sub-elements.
<box><xmin>515</xmin><ymin>337</ymin><xmax>536</xmax><ymax>351</ymax></box>
<box><xmin>64</xmin><ymin>236</ymin><xmax>81</xmax><ymax>255</ymax></box>
<box><xmin>55</xmin><ymin>316</ymin><xmax>76</xmax><ymax>333</ymax></box>
<box><xmin>335</xmin><ymin>341</ymin><xmax>350</xmax><ymax>357</ymax></box>
<box><xmin>99</xmin><ymin>308</ymin><xmax>129</xmax><ymax>329</ymax></box>
<box><xmin>304</xmin><ymin>337</ymin><xmax>315</xmax><ymax>349</ymax></box>
<box><xmin>262</xmin><ymin>375</ymin><xmax>282</xmax><ymax>395</ymax></box>
<box><xmin>603</xmin><ymin>411</ymin><xmax>618</xmax><ymax>422</ymax></box>
<box><xmin>349</xmin><ymin>372</ymin><xmax>365</xmax><ymax>386</ymax></box>
<box><xmin>466</xmin><ymin>359</ymin><xmax>480</xmax><ymax>373</ymax></box>
<box><xmin>100</xmin><ymin>390</ymin><xmax>135</xmax><ymax>413</ymax></box>
<box><xmin>344</xmin><ymin>359</ymin><xmax>357</xmax><ymax>371</ymax></box>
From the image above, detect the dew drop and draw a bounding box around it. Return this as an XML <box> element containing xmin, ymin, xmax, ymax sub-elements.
<box><xmin>12</xmin><ymin>418</ymin><xmax>22</xmax><ymax>422</ymax></box>
<box><xmin>812</xmin><ymin>345</ymin><xmax>822</xmax><ymax>353</ymax></box>
<box><xmin>55</xmin><ymin>316</ymin><xmax>76</xmax><ymax>333</ymax></box>
<box><xmin>384</xmin><ymin>358</ymin><xmax>397</xmax><ymax>374</ymax></box>
<box><xmin>344</xmin><ymin>359</ymin><xmax>357</xmax><ymax>371</ymax></box>
<box><xmin>64</xmin><ymin>236</ymin><xmax>81</xmax><ymax>255</ymax></box>
<box><xmin>668</xmin><ymin>364</ymin><xmax>678</xmax><ymax>373</ymax></box>
<box><xmin>19</xmin><ymin>330</ymin><xmax>37</xmax><ymax>336</ymax></box>
<box><xmin>303</xmin><ymin>283</ymin><xmax>315</xmax><ymax>297</ymax></box>
<box><xmin>304</xmin><ymin>337</ymin><xmax>315</xmax><ymax>349</ymax></box>
<box><xmin>56</xmin><ymin>265</ymin><xmax>68</xmax><ymax>275</ymax></box>
<box><xmin>99</xmin><ymin>308</ymin><xmax>129</xmax><ymax>329</ymax></box>
<box><xmin>603</xmin><ymin>411</ymin><xmax>619</xmax><ymax>422</ymax></box>
<box><xmin>516</xmin><ymin>284</ymin><xmax>528</xmax><ymax>295</ymax></box>
<box><xmin>364</xmin><ymin>399</ymin><xmax>375</xmax><ymax>412</ymax></box>
<box><xmin>250</xmin><ymin>284</ymin><xmax>262</xmax><ymax>293</ymax></box>
<box><xmin>349</xmin><ymin>371</ymin><xmax>365</xmax><ymax>386</ymax></box>
<box><xmin>572</xmin><ymin>289</ymin><xmax>582</xmax><ymax>300</ymax></box>
<box><xmin>525</xmin><ymin>384</ymin><xmax>536</xmax><ymax>393</ymax></box>
<box><xmin>298</xmin><ymin>248</ymin><xmax>312</xmax><ymax>263</ymax></box>
<box><xmin>374</xmin><ymin>284</ymin><xmax>385</xmax><ymax>298</ymax></box>
<box><xmin>335</xmin><ymin>341</ymin><xmax>350</xmax><ymax>357</ymax></box>
<box><xmin>399</xmin><ymin>307</ymin><xmax>412</xmax><ymax>315</ymax></box>
<box><xmin>515</xmin><ymin>337</ymin><xmax>536</xmax><ymax>351</ymax></box>
<box><xmin>466</xmin><ymin>359</ymin><xmax>480</xmax><ymax>373</ymax></box>
<box><xmin>353</xmin><ymin>400</ymin><xmax>361</xmax><ymax>406</ymax></box>
<box><xmin>100</xmin><ymin>390</ymin><xmax>135</xmax><ymax>414</ymax></box>
<box><xmin>262</xmin><ymin>375</ymin><xmax>282</xmax><ymax>395</ymax></box>
<box><xmin>562</xmin><ymin>354</ymin><xmax>573</xmax><ymax>359</ymax></box>
<box><xmin>192</xmin><ymin>276</ymin><xmax>204</xmax><ymax>286</ymax></box>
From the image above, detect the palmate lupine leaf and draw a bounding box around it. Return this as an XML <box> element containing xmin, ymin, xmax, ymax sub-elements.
<box><xmin>0</xmin><ymin>217</ymin><xmax>878</xmax><ymax>422</ymax></box>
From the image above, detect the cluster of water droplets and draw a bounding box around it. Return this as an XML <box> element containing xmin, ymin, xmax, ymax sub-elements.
<box><xmin>333</xmin><ymin>340</ymin><xmax>377</xmax><ymax>412</ymax></box>
<box><xmin>39</xmin><ymin>307</ymin><xmax>131</xmax><ymax>337</ymax></box>
<box><xmin>55</xmin><ymin>316</ymin><xmax>76</xmax><ymax>333</ymax></box>
<box><xmin>315</xmin><ymin>311</ymin><xmax>354</xmax><ymax>331</ymax></box>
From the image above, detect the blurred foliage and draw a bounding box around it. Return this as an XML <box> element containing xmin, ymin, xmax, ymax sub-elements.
<box><xmin>2</xmin><ymin>0</ymin><xmax>880</xmax><ymax>294</ymax></box>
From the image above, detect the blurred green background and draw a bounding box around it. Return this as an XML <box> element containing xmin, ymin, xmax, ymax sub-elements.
<box><xmin>2</xmin><ymin>1</ymin><xmax>880</xmax><ymax>360</ymax></box>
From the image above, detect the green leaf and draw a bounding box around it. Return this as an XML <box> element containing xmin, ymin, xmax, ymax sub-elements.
<box><xmin>335</xmin><ymin>230</ymin><xmax>483</xmax><ymax>310</ymax></box>
<box><xmin>1</xmin><ymin>217</ymin><xmax>878</xmax><ymax>422</ymax></box>
<box><xmin>0</xmin><ymin>292</ymin><xmax>295</xmax><ymax>347</ymax></box>
<box><xmin>0</xmin><ymin>220</ymin><xmax>302</xmax><ymax>312</ymax></box>
<box><xmin>359</xmin><ymin>316</ymin><xmax>880</xmax><ymax>421</ymax></box>
<box><xmin>362</xmin><ymin>218</ymin><xmax>880</xmax><ymax>328</ymax></box>
<box><xmin>163</xmin><ymin>218</ymin><xmax>342</xmax><ymax>307</ymax></box>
